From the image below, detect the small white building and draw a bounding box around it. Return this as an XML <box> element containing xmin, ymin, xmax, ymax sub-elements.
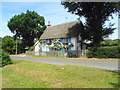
<box><xmin>34</xmin><ymin>21</ymin><xmax>86</xmax><ymax>57</ymax></box>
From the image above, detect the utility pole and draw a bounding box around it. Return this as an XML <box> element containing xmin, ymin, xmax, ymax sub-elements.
<box><xmin>16</xmin><ymin>35</ymin><xmax>17</xmax><ymax>55</ymax></box>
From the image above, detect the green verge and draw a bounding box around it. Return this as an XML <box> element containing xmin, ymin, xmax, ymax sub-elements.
<box><xmin>2</xmin><ymin>59</ymin><xmax>119</xmax><ymax>88</ymax></box>
<box><xmin>26</xmin><ymin>55</ymin><xmax>119</xmax><ymax>61</ymax></box>
<box><xmin>27</xmin><ymin>55</ymin><xmax>68</xmax><ymax>59</ymax></box>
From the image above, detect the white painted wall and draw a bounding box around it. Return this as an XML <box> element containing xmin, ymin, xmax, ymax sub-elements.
<box><xmin>35</xmin><ymin>43</ymin><xmax>39</xmax><ymax>52</ymax></box>
<box><xmin>42</xmin><ymin>45</ymin><xmax>46</xmax><ymax>51</ymax></box>
<box><xmin>35</xmin><ymin>42</ymin><xmax>40</xmax><ymax>56</ymax></box>
<box><xmin>42</xmin><ymin>44</ymin><xmax>49</xmax><ymax>52</ymax></box>
<box><xmin>35</xmin><ymin>36</ymin><xmax>82</xmax><ymax>54</ymax></box>
<box><xmin>71</xmin><ymin>37</ymin><xmax>77</xmax><ymax>50</ymax></box>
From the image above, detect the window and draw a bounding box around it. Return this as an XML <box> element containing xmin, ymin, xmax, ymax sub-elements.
<box><xmin>49</xmin><ymin>39</ymin><xmax>52</xmax><ymax>43</ymax></box>
<box><xmin>65</xmin><ymin>38</ymin><xmax>68</xmax><ymax>42</ymax></box>
<box><xmin>60</xmin><ymin>38</ymin><xmax>65</xmax><ymax>43</ymax></box>
<box><xmin>61</xmin><ymin>48</ymin><xmax>64</xmax><ymax>51</ymax></box>
<box><xmin>68</xmin><ymin>38</ymin><xmax>71</xmax><ymax>43</ymax></box>
<box><xmin>46</xmin><ymin>39</ymin><xmax>49</xmax><ymax>43</ymax></box>
<box><xmin>60</xmin><ymin>38</ymin><xmax>69</xmax><ymax>42</ymax></box>
<box><xmin>46</xmin><ymin>39</ymin><xmax>52</xmax><ymax>43</ymax></box>
<box><xmin>68</xmin><ymin>47</ymin><xmax>71</xmax><ymax>51</ymax></box>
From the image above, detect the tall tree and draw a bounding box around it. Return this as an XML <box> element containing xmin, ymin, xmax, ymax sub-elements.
<box><xmin>8</xmin><ymin>10</ymin><xmax>46</xmax><ymax>47</ymax></box>
<box><xmin>61</xmin><ymin>2</ymin><xmax>119</xmax><ymax>48</ymax></box>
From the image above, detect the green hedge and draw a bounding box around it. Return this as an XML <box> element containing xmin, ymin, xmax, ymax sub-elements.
<box><xmin>86</xmin><ymin>46</ymin><xmax>120</xmax><ymax>58</ymax></box>
<box><xmin>0</xmin><ymin>51</ymin><xmax>13</xmax><ymax>67</ymax></box>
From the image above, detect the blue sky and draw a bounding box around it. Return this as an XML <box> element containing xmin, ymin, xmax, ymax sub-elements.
<box><xmin>1</xmin><ymin>1</ymin><xmax>119</xmax><ymax>39</ymax></box>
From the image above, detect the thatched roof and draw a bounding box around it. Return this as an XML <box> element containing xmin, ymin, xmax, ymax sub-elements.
<box><xmin>40</xmin><ymin>21</ymin><xmax>84</xmax><ymax>40</ymax></box>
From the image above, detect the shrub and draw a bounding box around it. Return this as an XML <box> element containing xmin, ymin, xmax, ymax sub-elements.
<box><xmin>29</xmin><ymin>46</ymin><xmax>35</xmax><ymax>51</ymax></box>
<box><xmin>86</xmin><ymin>46</ymin><xmax>120</xmax><ymax>58</ymax></box>
<box><xmin>67</xmin><ymin>52</ymin><xmax>78</xmax><ymax>58</ymax></box>
<box><xmin>100</xmin><ymin>39</ymin><xmax>120</xmax><ymax>46</ymax></box>
<box><xmin>0</xmin><ymin>50</ymin><xmax>13</xmax><ymax>67</ymax></box>
<box><xmin>86</xmin><ymin>47</ymin><xmax>94</xmax><ymax>58</ymax></box>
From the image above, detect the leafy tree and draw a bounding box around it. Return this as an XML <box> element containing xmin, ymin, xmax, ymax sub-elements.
<box><xmin>61</xmin><ymin>2</ymin><xmax>119</xmax><ymax>48</ymax></box>
<box><xmin>8</xmin><ymin>10</ymin><xmax>46</xmax><ymax>48</ymax></box>
<box><xmin>2</xmin><ymin>36</ymin><xmax>16</xmax><ymax>54</ymax></box>
<box><xmin>0</xmin><ymin>37</ymin><xmax>2</xmax><ymax>49</ymax></box>
<box><xmin>2</xmin><ymin>36</ymin><xmax>24</xmax><ymax>54</ymax></box>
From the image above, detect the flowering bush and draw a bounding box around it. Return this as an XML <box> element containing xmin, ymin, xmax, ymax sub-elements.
<box><xmin>68</xmin><ymin>43</ymin><xmax>74</xmax><ymax>47</ymax></box>
<box><xmin>52</xmin><ymin>41</ymin><xmax>63</xmax><ymax>50</ymax></box>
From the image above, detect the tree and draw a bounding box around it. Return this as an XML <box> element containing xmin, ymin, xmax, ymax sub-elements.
<box><xmin>61</xmin><ymin>2</ymin><xmax>119</xmax><ymax>48</ymax></box>
<box><xmin>2</xmin><ymin>36</ymin><xmax>16</xmax><ymax>54</ymax></box>
<box><xmin>2</xmin><ymin>36</ymin><xmax>24</xmax><ymax>54</ymax></box>
<box><xmin>0</xmin><ymin>37</ymin><xmax>2</xmax><ymax>49</ymax></box>
<box><xmin>7</xmin><ymin>10</ymin><xmax>46</xmax><ymax>48</ymax></box>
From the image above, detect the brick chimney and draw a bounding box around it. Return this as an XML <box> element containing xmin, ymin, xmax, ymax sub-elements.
<box><xmin>47</xmin><ymin>21</ymin><xmax>51</xmax><ymax>27</ymax></box>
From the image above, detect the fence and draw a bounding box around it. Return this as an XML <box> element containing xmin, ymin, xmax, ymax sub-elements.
<box><xmin>25</xmin><ymin>51</ymin><xmax>35</xmax><ymax>56</ymax></box>
<box><xmin>25</xmin><ymin>50</ymin><xmax>87</xmax><ymax>58</ymax></box>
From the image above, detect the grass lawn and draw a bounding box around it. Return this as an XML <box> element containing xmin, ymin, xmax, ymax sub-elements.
<box><xmin>2</xmin><ymin>59</ymin><xmax>119</xmax><ymax>88</ymax></box>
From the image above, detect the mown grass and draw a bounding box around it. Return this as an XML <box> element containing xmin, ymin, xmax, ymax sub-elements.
<box><xmin>2</xmin><ymin>59</ymin><xmax>119</xmax><ymax>88</ymax></box>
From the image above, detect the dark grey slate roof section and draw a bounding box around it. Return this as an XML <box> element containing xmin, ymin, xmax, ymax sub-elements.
<box><xmin>40</xmin><ymin>21</ymin><xmax>84</xmax><ymax>40</ymax></box>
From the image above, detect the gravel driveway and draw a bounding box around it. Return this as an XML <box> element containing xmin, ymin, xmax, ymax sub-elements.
<box><xmin>10</xmin><ymin>56</ymin><xmax>119</xmax><ymax>71</ymax></box>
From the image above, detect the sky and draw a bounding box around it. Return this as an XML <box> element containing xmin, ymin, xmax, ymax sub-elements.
<box><xmin>1</xmin><ymin>1</ymin><xmax>119</xmax><ymax>40</ymax></box>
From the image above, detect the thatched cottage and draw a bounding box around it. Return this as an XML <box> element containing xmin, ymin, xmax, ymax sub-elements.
<box><xmin>34</xmin><ymin>21</ymin><xmax>87</xmax><ymax>57</ymax></box>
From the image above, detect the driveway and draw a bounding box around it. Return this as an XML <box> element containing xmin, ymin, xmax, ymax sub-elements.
<box><xmin>10</xmin><ymin>56</ymin><xmax>119</xmax><ymax>71</ymax></box>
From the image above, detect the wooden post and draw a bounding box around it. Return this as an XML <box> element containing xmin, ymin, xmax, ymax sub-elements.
<box><xmin>16</xmin><ymin>36</ymin><xmax>17</xmax><ymax>55</ymax></box>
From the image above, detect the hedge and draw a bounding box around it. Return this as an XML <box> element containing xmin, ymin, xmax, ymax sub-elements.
<box><xmin>0</xmin><ymin>50</ymin><xmax>13</xmax><ymax>67</ymax></box>
<box><xmin>86</xmin><ymin>46</ymin><xmax>120</xmax><ymax>58</ymax></box>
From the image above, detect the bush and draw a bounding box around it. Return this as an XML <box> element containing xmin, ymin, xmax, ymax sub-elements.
<box><xmin>0</xmin><ymin>51</ymin><xmax>13</xmax><ymax>67</ymax></box>
<box><xmin>86</xmin><ymin>46</ymin><xmax>120</xmax><ymax>58</ymax></box>
<box><xmin>100</xmin><ymin>39</ymin><xmax>120</xmax><ymax>46</ymax></box>
<box><xmin>29</xmin><ymin>46</ymin><xmax>35</xmax><ymax>51</ymax></box>
<box><xmin>86</xmin><ymin>47</ymin><xmax>94</xmax><ymax>58</ymax></box>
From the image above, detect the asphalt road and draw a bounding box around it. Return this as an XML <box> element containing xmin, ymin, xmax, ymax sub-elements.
<box><xmin>10</xmin><ymin>56</ymin><xmax>119</xmax><ymax>71</ymax></box>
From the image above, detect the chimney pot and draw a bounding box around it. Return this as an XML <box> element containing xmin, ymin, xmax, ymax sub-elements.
<box><xmin>47</xmin><ymin>21</ymin><xmax>51</xmax><ymax>27</ymax></box>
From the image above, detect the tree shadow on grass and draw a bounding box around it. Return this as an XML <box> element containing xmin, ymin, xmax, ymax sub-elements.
<box><xmin>109</xmin><ymin>70</ymin><xmax>120</xmax><ymax>88</ymax></box>
<box><xmin>12</xmin><ymin>59</ymin><xmax>25</xmax><ymax>64</ymax></box>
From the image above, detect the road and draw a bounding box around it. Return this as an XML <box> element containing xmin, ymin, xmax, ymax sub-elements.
<box><xmin>10</xmin><ymin>56</ymin><xmax>119</xmax><ymax>71</ymax></box>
